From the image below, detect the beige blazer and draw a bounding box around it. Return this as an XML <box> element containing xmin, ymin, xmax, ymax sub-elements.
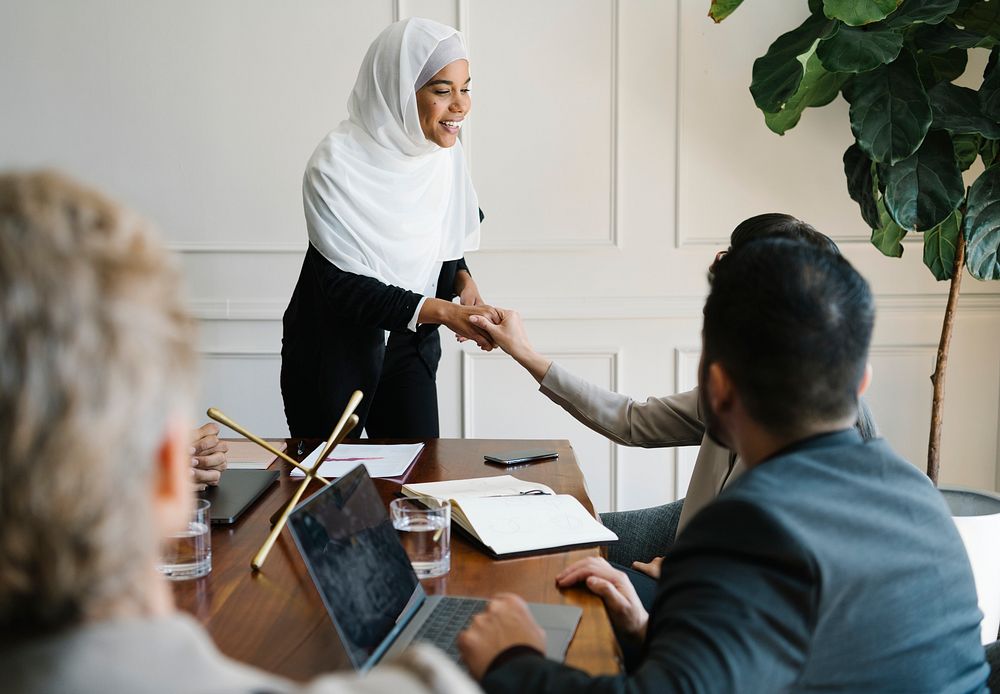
<box><xmin>1</xmin><ymin>613</ymin><xmax>481</xmax><ymax>694</ymax></box>
<box><xmin>539</xmin><ymin>361</ymin><xmax>744</xmax><ymax>535</ymax></box>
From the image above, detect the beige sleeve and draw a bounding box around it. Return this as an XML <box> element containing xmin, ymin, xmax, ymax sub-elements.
<box><xmin>538</xmin><ymin>361</ymin><xmax>705</xmax><ymax>448</ymax></box>
<box><xmin>300</xmin><ymin>644</ymin><xmax>481</xmax><ymax>694</ymax></box>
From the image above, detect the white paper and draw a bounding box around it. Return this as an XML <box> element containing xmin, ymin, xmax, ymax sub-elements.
<box><xmin>225</xmin><ymin>440</ymin><xmax>286</xmax><ymax>470</ymax></box>
<box><xmin>289</xmin><ymin>443</ymin><xmax>424</xmax><ymax>479</ymax></box>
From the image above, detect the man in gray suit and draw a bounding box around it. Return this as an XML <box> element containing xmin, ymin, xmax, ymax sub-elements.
<box><xmin>460</xmin><ymin>236</ymin><xmax>988</xmax><ymax>691</ymax></box>
<box><xmin>0</xmin><ymin>171</ymin><xmax>479</xmax><ymax>694</ymax></box>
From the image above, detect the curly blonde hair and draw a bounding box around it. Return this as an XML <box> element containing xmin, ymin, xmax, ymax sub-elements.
<box><xmin>0</xmin><ymin>171</ymin><xmax>196</xmax><ymax>636</ymax></box>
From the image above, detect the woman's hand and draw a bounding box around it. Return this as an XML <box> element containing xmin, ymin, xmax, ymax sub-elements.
<box><xmin>455</xmin><ymin>269</ymin><xmax>484</xmax><ymax>308</ymax></box>
<box><xmin>420</xmin><ymin>299</ymin><xmax>500</xmax><ymax>350</ymax></box>
<box><xmin>468</xmin><ymin>310</ymin><xmax>553</xmax><ymax>382</ymax></box>
<box><xmin>454</xmin><ymin>270</ymin><xmax>486</xmax><ymax>345</ymax></box>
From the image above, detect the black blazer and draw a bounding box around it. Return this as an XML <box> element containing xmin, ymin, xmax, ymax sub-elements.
<box><xmin>280</xmin><ymin>243</ymin><xmax>469</xmax><ymax>437</ymax></box>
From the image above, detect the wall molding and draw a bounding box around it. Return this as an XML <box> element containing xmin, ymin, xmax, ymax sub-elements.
<box><xmin>189</xmin><ymin>292</ymin><xmax>1000</xmax><ymax>322</ymax></box>
<box><xmin>475</xmin><ymin>0</ymin><xmax>621</xmax><ymax>253</ymax></box>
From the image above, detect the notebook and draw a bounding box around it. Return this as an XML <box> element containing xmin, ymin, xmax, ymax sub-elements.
<box><xmin>287</xmin><ymin>465</ymin><xmax>582</xmax><ymax>671</ymax></box>
<box><xmin>401</xmin><ymin>475</ymin><xmax>618</xmax><ymax>558</ymax></box>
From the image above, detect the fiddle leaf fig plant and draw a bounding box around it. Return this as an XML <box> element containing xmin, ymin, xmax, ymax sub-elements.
<box><xmin>710</xmin><ymin>0</ymin><xmax>1000</xmax><ymax>484</ymax></box>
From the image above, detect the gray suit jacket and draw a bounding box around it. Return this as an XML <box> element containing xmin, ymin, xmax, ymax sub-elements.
<box><xmin>484</xmin><ymin>430</ymin><xmax>989</xmax><ymax>693</ymax></box>
<box><xmin>540</xmin><ymin>361</ymin><xmax>739</xmax><ymax>533</ymax></box>
<box><xmin>1</xmin><ymin>613</ymin><xmax>481</xmax><ymax>694</ymax></box>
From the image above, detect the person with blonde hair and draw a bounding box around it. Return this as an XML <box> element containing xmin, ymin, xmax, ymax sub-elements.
<box><xmin>0</xmin><ymin>171</ymin><xmax>479</xmax><ymax>694</ymax></box>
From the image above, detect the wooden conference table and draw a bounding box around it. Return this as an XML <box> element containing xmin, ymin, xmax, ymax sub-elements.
<box><xmin>174</xmin><ymin>438</ymin><xmax>621</xmax><ymax>681</ymax></box>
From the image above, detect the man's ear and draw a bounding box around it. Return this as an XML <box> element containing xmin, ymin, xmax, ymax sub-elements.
<box><xmin>153</xmin><ymin>414</ymin><xmax>193</xmax><ymax>537</ymax></box>
<box><xmin>858</xmin><ymin>362</ymin><xmax>873</xmax><ymax>397</ymax></box>
<box><xmin>707</xmin><ymin>361</ymin><xmax>736</xmax><ymax>414</ymax></box>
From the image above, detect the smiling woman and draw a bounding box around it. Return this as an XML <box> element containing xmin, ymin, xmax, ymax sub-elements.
<box><xmin>281</xmin><ymin>18</ymin><xmax>498</xmax><ymax>440</ymax></box>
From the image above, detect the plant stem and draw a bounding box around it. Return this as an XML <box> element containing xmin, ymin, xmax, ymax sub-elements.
<box><xmin>927</xmin><ymin>229</ymin><xmax>966</xmax><ymax>485</ymax></box>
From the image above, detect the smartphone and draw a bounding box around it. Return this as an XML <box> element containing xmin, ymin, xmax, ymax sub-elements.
<box><xmin>484</xmin><ymin>449</ymin><xmax>559</xmax><ymax>466</ymax></box>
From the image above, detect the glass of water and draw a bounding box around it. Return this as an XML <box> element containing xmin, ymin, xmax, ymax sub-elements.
<box><xmin>157</xmin><ymin>498</ymin><xmax>212</xmax><ymax>580</ymax></box>
<box><xmin>390</xmin><ymin>497</ymin><xmax>451</xmax><ymax>579</ymax></box>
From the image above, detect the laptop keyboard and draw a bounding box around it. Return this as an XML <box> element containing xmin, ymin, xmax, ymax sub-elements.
<box><xmin>412</xmin><ymin>597</ymin><xmax>488</xmax><ymax>659</ymax></box>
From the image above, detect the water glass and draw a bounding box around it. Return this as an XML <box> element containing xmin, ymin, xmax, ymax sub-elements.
<box><xmin>157</xmin><ymin>498</ymin><xmax>212</xmax><ymax>580</ymax></box>
<box><xmin>390</xmin><ymin>497</ymin><xmax>451</xmax><ymax>579</ymax></box>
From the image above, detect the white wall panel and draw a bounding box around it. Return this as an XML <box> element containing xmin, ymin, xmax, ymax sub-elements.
<box><xmin>469</xmin><ymin>0</ymin><xmax>617</xmax><ymax>249</ymax></box>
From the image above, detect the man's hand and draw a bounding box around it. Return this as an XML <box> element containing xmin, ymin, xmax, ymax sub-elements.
<box><xmin>191</xmin><ymin>422</ymin><xmax>228</xmax><ymax>490</ymax></box>
<box><xmin>555</xmin><ymin>557</ymin><xmax>649</xmax><ymax>644</ymax></box>
<box><xmin>632</xmin><ymin>556</ymin><xmax>664</xmax><ymax>580</ymax></box>
<box><xmin>469</xmin><ymin>310</ymin><xmax>552</xmax><ymax>382</ymax></box>
<box><xmin>457</xmin><ymin>593</ymin><xmax>546</xmax><ymax>680</ymax></box>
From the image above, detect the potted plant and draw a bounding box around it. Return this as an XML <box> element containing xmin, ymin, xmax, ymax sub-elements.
<box><xmin>709</xmin><ymin>0</ymin><xmax>1000</xmax><ymax>642</ymax></box>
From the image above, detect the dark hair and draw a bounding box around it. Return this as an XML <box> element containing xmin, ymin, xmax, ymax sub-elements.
<box><xmin>730</xmin><ymin>213</ymin><xmax>839</xmax><ymax>255</ymax></box>
<box><xmin>703</xmin><ymin>237</ymin><xmax>875</xmax><ymax>436</ymax></box>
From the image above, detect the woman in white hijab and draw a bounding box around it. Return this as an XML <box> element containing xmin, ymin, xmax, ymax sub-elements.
<box><xmin>281</xmin><ymin>18</ymin><xmax>498</xmax><ymax>438</ymax></box>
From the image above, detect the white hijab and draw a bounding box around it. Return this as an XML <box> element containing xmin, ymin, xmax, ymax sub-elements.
<box><xmin>303</xmin><ymin>18</ymin><xmax>480</xmax><ymax>294</ymax></box>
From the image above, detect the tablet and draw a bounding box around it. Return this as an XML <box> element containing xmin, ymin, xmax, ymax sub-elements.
<box><xmin>199</xmin><ymin>469</ymin><xmax>280</xmax><ymax>524</ymax></box>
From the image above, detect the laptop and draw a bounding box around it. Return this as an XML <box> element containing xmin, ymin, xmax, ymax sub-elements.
<box><xmin>199</xmin><ymin>469</ymin><xmax>279</xmax><ymax>524</ymax></box>
<box><xmin>287</xmin><ymin>465</ymin><xmax>582</xmax><ymax>671</ymax></box>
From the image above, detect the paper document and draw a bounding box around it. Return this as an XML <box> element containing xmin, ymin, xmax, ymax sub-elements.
<box><xmin>225</xmin><ymin>439</ymin><xmax>286</xmax><ymax>470</ymax></box>
<box><xmin>290</xmin><ymin>442</ymin><xmax>424</xmax><ymax>480</ymax></box>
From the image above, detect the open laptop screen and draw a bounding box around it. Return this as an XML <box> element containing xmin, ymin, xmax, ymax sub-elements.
<box><xmin>288</xmin><ymin>465</ymin><xmax>420</xmax><ymax>670</ymax></box>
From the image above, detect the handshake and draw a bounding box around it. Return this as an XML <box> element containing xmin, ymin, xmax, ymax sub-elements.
<box><xmin>442</xmin><ymin>302</ymin><xmax>512</xmax><ymax>353</ymax></box>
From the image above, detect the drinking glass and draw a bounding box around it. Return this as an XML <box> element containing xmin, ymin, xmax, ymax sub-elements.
<box><xmin>157</xmin><ymin>498</ymin><xmax>212</xmax><ymax>580</ymax></box>
<box><xmin>390</xmin><ymin>497</ymin><xmax>451</xmax><ymax>579</ymax></box>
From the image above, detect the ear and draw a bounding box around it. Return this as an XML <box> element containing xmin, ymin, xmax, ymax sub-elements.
<box><xmin>152</xmin><ymin>413</ymin><xmax>194</xmax><ymax>537</ymax></box>
<box><xmin>706</xmin><ymin>361</ymin><xmax>736</xmax><ymax>414</ymax></box>
<box><xmin>857</xmin><ymin>362</ymin><xmax>873</xmax><ymax>397</ymax></box>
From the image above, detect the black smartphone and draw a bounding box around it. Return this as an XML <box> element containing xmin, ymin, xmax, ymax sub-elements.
<box><xmin>484</xmin><ymin>449</ymin><xmax>559</xmax><ymax>466</ymax></box>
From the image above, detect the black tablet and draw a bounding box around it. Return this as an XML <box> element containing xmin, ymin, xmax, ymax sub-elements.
<box><xmin>199</xmin><ymin>469</ymin><xmax>280</xmax><ymax>525</ymax></box>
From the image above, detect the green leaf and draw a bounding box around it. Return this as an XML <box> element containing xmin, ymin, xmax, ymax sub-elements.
<box><xmin>843</xmin><ymin>49</ymin><xmax>932</xmax><ymax>163</ymax></box>
<box><xmin>750</xmin><ymin>13</ymin><xmax>835</xmax><ymax>113</ymax></box>
<box><xmin>910</xmin><ymin>23</ymin><xmax>996</xmax><ymax>52</ymax></box>
<box><xmin>923</xmin><ymin>209</ymin><xmax>962</xmax><ymax>279</ymax></box>
<box><xmin>953</xmin><ymin>0</ymin><xmax>1000</xmax><ymax>40</ymax></box>
<box><xmin>844</xmin><ymin>144</ymin><xmax>882</xmax><ymax>228</ymax></box>
<box><xmin>763</xmin><ymin>51</ymin><xmax>848</xmax><ymax>134</ymax></box>
<box><xmin>982</xmin><ymin>138</ymin><xmax>1000</xmax><ymax>167</ymax></box>
<box><xmin>981</xmin><ymin>47</ymin><xmax>1000</xmax><ymax>120</ymax></box>
<box><xmin>915</xmin><ymin>47</ymin><xmax>969</xmax><ymax>85</ymax></box>
<box><xmin>824</xmin><ymin>0</ymin><xmax>902</xmax><ymax>26</ymax></box>
<box><xmin>883</xmin><ymin>130</ymin><xmax>966</xmax><ymax>230</ymax></box>
<box><xmin>816</xmin><ymin>24</ymin><xmax>904</xmax><ymax>72</ymax></box>
<box><xmin>928</xmin><ymin>82</ymin><xmax>1000</xmax><ymax>138</ymax></box>
<box><xmin>872</xmin><ymin>197</ymin><xmax>908</xmax><ymax>255</ymax></box>
<box><xmin>884</xmin><ymin>0</ymin><xmax>961</xmax><ymax>26</ymax></box>
<box><xmin>964</xmin><ymin>163</ymin><xmax>1000</xmax><ymax>279</ymax></box>
<box><xmin>708</xmin><ymin>0</ymin><xmax>745</xmax><ymax>23</ymax></box>
<box><xmin>954</xmin><ymin>133</ymin><xmax>984</xmax><ymax>169</ymax></box>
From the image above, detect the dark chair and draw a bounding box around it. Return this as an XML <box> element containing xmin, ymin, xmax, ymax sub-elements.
<box><xmin>600</xmin><ymin>498</ymin><xmax>684</xmax><ymax>567</ymax></box>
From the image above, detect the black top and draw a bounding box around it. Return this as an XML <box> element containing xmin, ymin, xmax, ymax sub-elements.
<box><xmin>483</xmin><ymin>430</ymin><xmax>989</xmax><ymax>693</ymax></box>
<box><xmin>280</xmin><ymin>243</ymin><xmax>469</xmax><ymax>438</ymax></box>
